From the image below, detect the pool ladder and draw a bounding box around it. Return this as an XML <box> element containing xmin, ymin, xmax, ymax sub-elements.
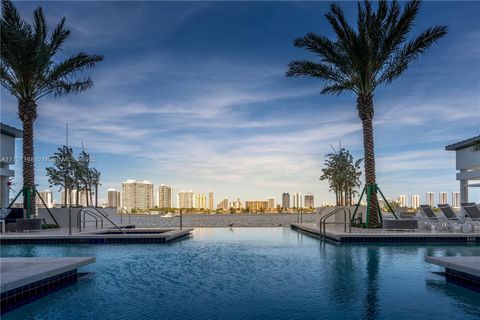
<box><xmin>318</xmin><ymin>207</ymin><xmax>352</xmax><ymax>239</ymax></box>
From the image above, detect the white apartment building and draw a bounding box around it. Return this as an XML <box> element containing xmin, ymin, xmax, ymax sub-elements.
<box><xmin>411</xmin><ymin>195</ymin><xmax>420</xmax><ymax>209</ymax></box>
<box><xmin>122</xmin><ymin>180</ymin><xmax>154</xmax><ymax>210</ymax></box>
<box><xmin>158</xmin><ymin>185</ymin><xmax>173</xmax><ymax>208</ymax></box>
<box><xmin>208</xmin><ymin>192</ymin><xmax>214</xmax><ymax>210</ymax></box>
<box><xmin>398</xmin><ymin>195</ymin><xmax>407</xmax><ymax>207</ymax></box>
<box><xmin>177</xmin><ymin>190</ymin><xmax>194</xmax><ymax>209</ymax></box>
<box><xmin>292</xmin><ymin>193</ymin><xmax>303</xmax><ymax>208</ymax></box>
<box><xmin>36</xmin><ymin>190</ymin><xmax>53</xmax><ymax>208</ymax></box>
<box><xmin>439</xmin><ymin>192</ymin><xmax>448</xmax><ymax>205</ymax></box>
<box><xmin>267</xmin><ymin>197</ymin><xmax>275</xmax><ymax>209</ymax></box>
<box><xmin>426</xmin><ymin>192</ymin><xmax>435</xmax><ymax>207</ymax></box>
<box><xmin>452</xmin><ymin>192</ymin><xmax>461</xmax><ymax>208</ymax></box>
<box><xmin>195</xmin><ymin>193</ymin><xmax>207</xmax><ymax>209</ymax></box>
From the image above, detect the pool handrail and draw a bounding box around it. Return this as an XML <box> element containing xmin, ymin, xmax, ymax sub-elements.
<box><xmin>319</xmin><ymin>207</ymin><xmax>351</xmax><ymax>238</ymax></box>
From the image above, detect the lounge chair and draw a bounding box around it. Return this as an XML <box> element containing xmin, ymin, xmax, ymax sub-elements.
<box><xmin>438</xmin><ymin>204</ymin><xmax>469</xmax><ymax>232</ymax></box>
<box><xmin>419</xmin><ymin>205</ymin><xmax>444</xmax><ymax>231</ymax></box>
<box><xmin>461</xmin><ymin>203</ymin><xmax>480</xmax><ymax>233</ymax></box>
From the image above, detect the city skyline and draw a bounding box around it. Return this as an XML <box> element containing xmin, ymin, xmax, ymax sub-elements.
<box><xmin>1</xmin><ymin>2</ymin><xmax>479</xmax><ymax>205</ymax></box>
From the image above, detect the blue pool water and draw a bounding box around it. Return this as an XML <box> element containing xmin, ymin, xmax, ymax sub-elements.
<box><xmin>1</xmin><ymin>228</ymin><xmax>480</xmax><ymax>320</ymax></box>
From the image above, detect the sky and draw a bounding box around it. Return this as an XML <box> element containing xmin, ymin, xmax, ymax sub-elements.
<box><xmin>1</xmin><ymin>1</ymin><xmax>479</xmax><ymax>206</ymax></box>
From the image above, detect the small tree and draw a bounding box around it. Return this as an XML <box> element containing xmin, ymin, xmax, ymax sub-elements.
<box><xmin>46</xmin><ymin>146</ymin><xmax>76</xmax><ymax>207</ymax></box>
<box><xmin>320</xmin><ymin>147</ymin><xmax>362</xmax><ymax>206</ymax></box>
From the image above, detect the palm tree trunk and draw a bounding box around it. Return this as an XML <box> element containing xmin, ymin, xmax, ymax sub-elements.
<box><xmin>358</xmin><ymin>94</ymin><xmax>379</xmax><ymax>227</ymax></box>
<box><xmin>95</xmin><ymin>184</ymin><xmax>98</xmax><ymax>207</ymax></box>
<box><xmin>19</xmin><ymin>100</ymin><xmax>37</xmax><ymax>218</ymax></box>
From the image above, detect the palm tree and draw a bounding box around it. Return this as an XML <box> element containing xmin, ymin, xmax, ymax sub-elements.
<box><xmin>1</xmin><ymin>0</ymin><xmax>103</xmax><ymax>216</ymax></box>
<box><xmin>287</xmin><ymin>0</ymin><xmax>447</xmax><ymax>227</ymax></box>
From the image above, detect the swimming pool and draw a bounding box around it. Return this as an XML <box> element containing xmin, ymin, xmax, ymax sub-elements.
<box><xmin>1</xmin><ymin>227</ymin><xmax>480</xmax><ymax>320</ymax></box>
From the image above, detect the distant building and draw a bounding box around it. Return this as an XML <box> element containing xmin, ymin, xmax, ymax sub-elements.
<box><xmin>0</xmin><ymin>123</ymin><xmax>22</xmax><ymax>208</ymax></box>
<box><xmin>178</xmin><ymin>190</ymin><xmax>194</xmax><ymax>209</ymax></box>
<box><xmin>439</xmin><ymin>192</ymin><xmax>448</xmax><ymax>205</ymax></box>
<box><xmin>208</xmin><ymin>192</ymin><xmax>214</xmax><ymax>210</ymax></box>
<box><xmin>304</xmin><ymin>194</ymin><xmax>314</xmax><ymax>208</ymax></box>
<box><xmin>158</xmin><ymin>185</ymin><xmax>173</xmax><ymax>208</ymax></box>
<box><xmin>245</xmin><ymin>201</ymin><xmax>268</xmax><ymax>212</ymax></box>
<box><xmin>452</xmin><ymin>192</ymin><xmax>461</xmax><ymax>208</ymax></box>
<box><xmin>37</xmin><ymin>190</ymin><xmax>53</xmax><ymax>208</ymax></box>
<box><xmin>321</xmin><ymin>201</ymin><xmax>330</xmax><ymax>207</ymax></box>
<box><xmin>267</xmin><ymin>197</ymin><xmax>275</xmax><ymax>209</ymax></box>
<box><xmin>231</xmin><ymin>197</ymin><xmax>242</xmax><ymax>210</ymax></box>
<box><xmin>426</xmin><ymin>192</ymin><xmax>435</xmax><ymax>207</ymax></box>
<box><xmin>195</xmin><ymin>193</ymin><xmax>207</xmax><ymax>209</ymax></box>
<box><xmin>217</xmin><ymin>198</ymin><xmax>229</xmax><ymax>210</ymax></box>
<box><xmin>282</xmin><ymin>193</ymin><xmax>290</xmax><ymax>209</ymax></box>
<box><xmin>398</xmin><ymin>195</ymin><xmax>407</xmax><ymax>208</ymax></box>
<box><xmin>292</xmin><ymin>193</ymin><xmax>303</xmax><ymax>208</ymax></box>
<box><xmin>122</xmin><ymin>180</ymin><xmax>154</xmax><ymax>210</ymax></box>
<box><xmin>107</xmin><ymin>189</ymin><xmax>121</xmax><ymax>208</ymax></box>
<box><xmin>411</xmin><ymin>195</ymin><xmax>420</xmax><ymax>209</ymax></box>
<box><xmin>61</xmin><ymin>189</ymin><xmax>91</xmax><ymax>207</ymax></box>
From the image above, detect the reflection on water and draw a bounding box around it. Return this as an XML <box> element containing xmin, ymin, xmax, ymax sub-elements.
<box><xmin>363</xmin><ymin>249</ymin><xmax>380</xmax><ymax>320</ymax></box>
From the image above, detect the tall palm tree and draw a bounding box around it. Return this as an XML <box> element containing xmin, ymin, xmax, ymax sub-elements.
<box><xmin>1</xmin><ymin>0</ymin><xmax>103</xmax><ymax>216</ymax></box>
<box><xmin>287</xmin><ymin>0</ymin><xmax>447</xmax><ymax>227</ymax></box>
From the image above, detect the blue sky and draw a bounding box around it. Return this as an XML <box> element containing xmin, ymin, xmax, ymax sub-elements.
<box><xmin>1</xmin><ymin>1</ymin><xmax>479</xmax><ymax>206</ymax></box>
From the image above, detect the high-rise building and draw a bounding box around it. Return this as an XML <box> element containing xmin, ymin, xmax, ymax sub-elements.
<box><xmin>426</xmin><ymin>192</ymin><xmax>435</xmax><ymax>207</ymax></box>
<box><xmin>282</xmin><ymin>192</ymin><xmax>290</xmax><ymax>209</ymax></box>
<box><xmin>231</xmin><ymin>197</ymin><xmax>242</xmax><ymax>210</ymax></box>
<box><xmin>61</xmin><ymin>189</ymin><xmax>91</xmax><ymax>207</ymax></box>
<box><xmin>439</xmin><ymin>192</ymin><xmax>448</xmax><ymax>205</ymax></box>
<box><xmin>195</xmin><ymin>193</ymin><xmax>207</xmax><ymax>209</ymax></box>
<box><xmin>452</xmin><ymin>192</ymin><xmax>460</xmax><ymax>208</ymax></box>
<box><xmin>411</xmin><ymin>195</ymin><xmax>420</xmax><ymax>209</ymax></box>
<box><xmin>267</xmin><ymin>197</ymin><xmax>275</xmax><ymax>209</ymax></box>
<box><xmin>107</xmin><ymin>188</ymin><xmax>121</xmax><ymax>208</ymax></box>
<box><xmin>177</xmin><ymin>190</ymin><xmax>194</xmax><ymax>209</ymax></box>
<box><xmin>158</xmin><ymin>185</ymin><xmax>172</xmax><ymax>208</ymax></box>
<box><xmin>217</xmin><ymin>198</ymin><xmax>229</xmax><ymax>210</ymax></box>
<box><xmin>36</xmin><ymin>190</ymin><xmax>53</xmax><ymax>208</ymax></box>
<box><xmin>292</xmin><ymin>193</ymin><xmax>303</xmax><ymax>208</ymax></box>
<box><xmin>398</xmin><ymin>195</ymin><xmax>407</xmax><ymax>207</ymax></box>
<box><xmin>122</xmin><ymin>180</ymin><xmax>154</xmax><ymax>211</ymax></box>
<box><xmin>245</xmin><ymin>201</ymin><xmax>268</xmax><ymax>212</ymax></box>
<box><xmin>208</xmin><ymin>192</ymin><xmax>214</xmax><ymax>210</ymax></box>
<box><xmin>304</xmin><ymin>194</ymin><xmax>314</xmax><ymax>208</ymax></box>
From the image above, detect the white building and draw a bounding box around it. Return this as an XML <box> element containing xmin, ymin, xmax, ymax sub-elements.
<box><xmin>195</xmin><ymin>193</ymin><xmax>207</xmax><ymax>209</ymax></box>
<box><xmin>439</xmin><ymin>192</ymin><xmax>448</xmax><ymax>205</ymax></box>
<box><xmin>446</xmin><ymin>137</ymin><xmax>480</xmax><ymax>203</ymax></box>
<box><xmin>304</xmin><ymin>194</ymin><xmax>314</xmax><ymax>208</ymax></box>
<box><xmin>267</xmin><ymin>197</ymin><xmax>275</xmax><ymax>209</ymax></box>
<box><xmin>177</xmin><ymin>190</ymin><xmax>194</xmax><ymax>209</ymax></box>
<box><xmin>398</xmin><ymin>195</ymin><xmax>407</xmax><ymax>207</ymax></box>
<box><xmin>208</xmin><ymin>192</ymin><xmax>214</xmax><ymax>210</ymax></box>
<box><xmin>426</xmin><ymin>192</ymin><xmax>435</xmax><ymax>207</ymax></box>
<box><xmin>452</xmin><ymin>192</ymin><xmax>461</xmax><ymax>209</ymax></box>
<box><xmin>122</xmin><ymin>180</ymin><xmax>154</xmax><ymax>210</ymax></box>
<box><xmin>411</xmin><ymin>195</ymin><xmax>420</xmax><ymax>209</ymax></box>
<box><xmin>0</xmin><ymin>123</ymin><xmax>22</xmax><ymax>208</ymax></box>
<box><xmin>158</xmin><ymin>185</ymin><xmax>173</xmax><ymax>208</ymax></box>
<box><xmin>37</xmin><ymin>190</ymin><xmax>53</xmax><ymax>208</ymax></box>
<box><xmin>292</xmin><ymin>192</ymin><xmax>303</xmax><ymax>208</ymax></box>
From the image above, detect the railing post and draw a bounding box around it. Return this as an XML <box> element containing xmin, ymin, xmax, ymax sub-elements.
<box><xmin>68</xmin><ymin>207</ymin><xmax>72</xmax><ymax>235</ymax></box>
<box><xmin>180</xmin><ymin>209</ymin><xmax>183</xmax><ymax>230</ymax></box>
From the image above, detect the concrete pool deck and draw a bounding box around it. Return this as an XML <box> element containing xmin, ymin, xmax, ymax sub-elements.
<box><xmin>291</xmin><ymin>223</ymin><xmax>480</xmax><ymax>243</ymax></box>
<box><xmin>0</xmin><ymin>257</ymin><xmax>95</xmax><ymax>313</ymax></box>
<box><xmin>425</xmin><ymin>256</ymin><xmax>480</xmax><ymax>292</ymax></box>
<box><xmin>0</xmin><ymin>227</ymin><xmax>193</xmax><ymax>244</ymax></box>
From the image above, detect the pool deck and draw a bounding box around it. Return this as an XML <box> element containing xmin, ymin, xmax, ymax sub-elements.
<box><xmin>425</xmin><ymin>256</ymin><xmax>480</xmax><ymax>292</ymax></box>
<box><xmin>0</xmin><ymin>227</ymin><xmax>193</xmax><ymax>244</ymax></box>
<box><xmin>291</xmin><ymin>223</ymin><xmax>480</xmax><ymax>243</ymax></box>
<box><xmin>0</xmin><ymin>257</ymin><xmax>95</xmax><ymax>313</ymax></box>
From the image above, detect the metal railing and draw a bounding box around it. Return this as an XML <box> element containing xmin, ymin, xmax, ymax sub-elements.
<box><xmin>118</xmin><ymin>207</ymin><xmax>131</xmax><ymax>225</ymax></box>
<box><xmin>319</xmin><ymin>207</ymin><xmax>351</xmax><ymax>238</ymax></box>
<box><xmin>76</xmin><ymin>207</ymin><xmax>126</xmax><ymax>234</ymax></box>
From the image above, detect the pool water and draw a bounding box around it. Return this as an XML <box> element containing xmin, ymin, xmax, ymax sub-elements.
<box><xmin>1</xmin><ymin>228</ymin><xmax>480</xmax><ymax>320</ymax></box>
